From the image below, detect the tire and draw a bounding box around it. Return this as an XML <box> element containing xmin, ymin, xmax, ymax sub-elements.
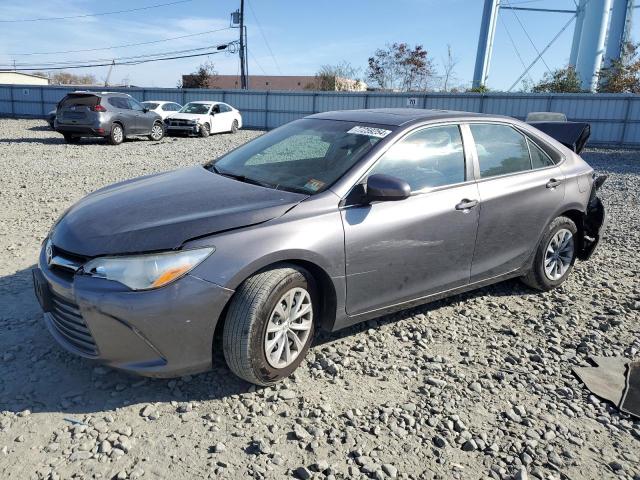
<box><xmin>199</xmin><ymin>123</ymin><xmax>210</xmax><ymax>137</ymax></box>
<box><xmin>109</xmin><ymin>123</ymin><xmax>124</xmax><ymax>145</ymax></box>
<box><xmin>230</xmin><ymin>119</ymin><xmax>239</xmax><ymax>134</ymax></box>
<box><xmin>148</xmin><ymin>122</ymin><xmax>164</xmax><ymax>141</ymax></box>
<box><xmin>63</xmin><ymin>134</ymin><xmax>80</xmax><ymax>144</ymax></box>
<box><xmin>521</xmin><ymin>216</ymin><xmax>578</xmax><ymax>291</ymax></box>
<box><xmin>223</xmin><ymin>265</ymin><xmax>316</xmax><ymax>386</ymax></box>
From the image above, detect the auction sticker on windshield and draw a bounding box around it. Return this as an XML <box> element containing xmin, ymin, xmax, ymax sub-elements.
<box><xmin>347</xmin><ymin>126</ymin><xmax>392</xmax><ymax>138</ymax></box>
<box><xmin>304</xmin><ymin>179</ymin><xmax>325</xmax><ymax>192</ymax></box>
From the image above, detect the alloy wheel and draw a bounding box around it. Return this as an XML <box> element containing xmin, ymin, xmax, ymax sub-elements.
<box><xmin>151</xmin><ymin>124</ymin><xmax>163</xmax><ymax>140</ymax></box>
<box><xmin>544</xmin><ymin>228</ymin><xmax>574</xmax><ymax>281</ymax></box>
<box><xmin>113</xmin><ymin>125</ymin><xmax>123</xmax><ymax>143</ymax></box>
<box><xmin>264</xmin><ymin>287</ymin><xmax>313</xmax><ymax>369</ymax></box>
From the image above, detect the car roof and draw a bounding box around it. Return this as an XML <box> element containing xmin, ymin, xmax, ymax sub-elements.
<box><xmin>141</xmin><ymin>100</ymin><xmax>177</xmax><ymax>104</ymax></box>
<box><xmin>308</xmin><ymin>108</ymin><xmax>495</xmax><ymax>126</ymax></box>
<box><xmin>187</xmin><ymin>101</ymin><xmax>219</xmax><ymax>105</ymax></box>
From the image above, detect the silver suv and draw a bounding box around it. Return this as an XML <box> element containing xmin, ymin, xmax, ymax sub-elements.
<box><xmin>54</xmin><ymin>91</ymin><xmax>165</xmax><ymax>145</ymax></box>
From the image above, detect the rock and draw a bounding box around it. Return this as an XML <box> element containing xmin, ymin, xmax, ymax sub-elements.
<box><xmin>213</xmin><ymin>442</ymin><xmax>226</xmax><ymax>453</ymax></box>
<box><xmin>140</xmin><ymin>405</ymin><xmax>159</xmax><ymax>420</ymax></box>
<box><xmin>278</xmin><ymin>389</ymin><xmax>297</xmax><ymax>400</ymax></box>
<box><xmin>433</xmin><ymin>435</ymin><xmax>447</xmax><ymax>448</ymax></box>
<box><xmin>382</xmin><ymin>464</ymin><xmax>398</xmax><ymax>478</ymax></box>
<box><xmin>293</xmin><ymin>466</ymin><xmax>312</xmax><ymax>479</ymax></box>
<box><xmin>98</xmin><ymin>440</ymin><xmax>112</xmax><ymax>454</ymax></box>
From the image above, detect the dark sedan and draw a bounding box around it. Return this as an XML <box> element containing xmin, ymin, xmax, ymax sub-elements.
<box><xmin>34</xmin><ymin>109</ymin><xmax>606</xmax><ymax>385</ymax></box>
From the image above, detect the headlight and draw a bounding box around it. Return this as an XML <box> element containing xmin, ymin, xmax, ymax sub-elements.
<box><xmin>83</xmin><ymin>247</ymin><xmax>214</xmax><ymax>290</ymax></box>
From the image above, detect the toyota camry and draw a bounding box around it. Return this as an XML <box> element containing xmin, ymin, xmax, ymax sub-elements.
<box><xmin>33</xmin><ymin>108</ymin><xmax>606</xmax><ymax>385</ymax></box>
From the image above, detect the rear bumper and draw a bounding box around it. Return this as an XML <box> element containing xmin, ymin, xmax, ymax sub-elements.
<box><xmin>55</xmin><ymin>124</ymin><xmax>107</xmax><ymax>137</ymax></box>
<box><xmin>578</xmin><ymin>176</ymin><xmax>608</xmax><ymax>261</ymax></box>
<box><xmin>33</xmin><ymin>247</ymin><xmax>234</xmax><ymax>378</ymax></box>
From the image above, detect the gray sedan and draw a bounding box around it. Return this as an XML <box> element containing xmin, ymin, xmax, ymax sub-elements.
<box><xmin>33</xmin><ymin>109</ymin><xmax>606</xmax><ymax>385</ymax></box>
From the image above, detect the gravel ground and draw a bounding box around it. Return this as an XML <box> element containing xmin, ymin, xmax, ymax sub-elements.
<box><xmin>0</xmin><ymin>118</ymin><xmax>638</xmax><ymax>480</ymax></box>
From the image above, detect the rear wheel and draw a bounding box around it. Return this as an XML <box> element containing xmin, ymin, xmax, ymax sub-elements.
<box><xmin>230</xmin><ymin>119</ymin><xmax>239</xmax><ymax>134</ymax></box>
<box><xmin>222</xmin><ymin>266</ymin><xmax>316</xmax><ymax>385</ymax></box>
<box><xmin>63</xmin><ymin>134</ymin><xmax>80</xmax><ymax>144</ymax></box>
<box><xmin>109</xmin><ymin>123</ymin><xmax>124</xmax><ymax>145</ymax></box>
<box><xmin>522</xmin><ymin>216</ymin><xmax>578</xmax><ymax>291</ymax></box>
<box><xmin>148</xmin><ymin>122</ymin><xmax>164</xmax><ymax>141</ymax></box>
<box><xmin>199</xmin><ymin>123</ymin><xmax>210</xmax><ymax>137</ymax></box>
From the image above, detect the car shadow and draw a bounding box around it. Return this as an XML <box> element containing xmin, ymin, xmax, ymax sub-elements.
<box><xmin>0</xmin><ymin>265</ymin><xmax>529</xmax><ymax>416</ymax></box>
<box><xmin>27</xmin><ymin>125</ymin><xmax>54</xmax><ymax>132</ymax></box>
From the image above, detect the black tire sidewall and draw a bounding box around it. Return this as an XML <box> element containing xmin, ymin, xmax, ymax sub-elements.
<box><xmin>533</xmin><ymin>217</ymin><xmax>578</xmax><ymax>289</ymax></box>
<box><xmin>248</xmin><ymin>270</ymin><xmax>316</xmax><ymax>384</ymax></box>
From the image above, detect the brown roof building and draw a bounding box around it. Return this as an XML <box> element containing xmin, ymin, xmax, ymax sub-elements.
<box><xmin>181</xmin><ymin>74</ymin><xmax>366</xmax><ymax>91</ymax></box>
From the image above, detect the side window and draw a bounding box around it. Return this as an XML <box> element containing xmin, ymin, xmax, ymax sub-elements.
<box><xmin>161</xmin><ymin>104</ymin><xmax>173</xmax><ymax>111</ymax></box>
<box><xmin>220</xmin><ymin>104</ymin><xmax>232</xmax><ymax>112</ymax></box>
<box><xmin>470</xmin><ymin>124</ymin><xmax>531</xmax><ymax>178</ymax></box>
<box><xmin>368</xmin><ymin>125</ymin><xmax>466</xmax><ymax>192</ymax></box>
<box><xmin>108</xmin><ymin>97</ymin><xmax>128</xmax><ymax>109</ymax></box>
<box><xmin>128</xmin><ymin>98</ymin><xmax>144</xmax><ymax>111</ymax></box>
<box><xmin>528</xmin><ymin>138</ymin><xmax>555</xmax><ymax>169</ymax></box>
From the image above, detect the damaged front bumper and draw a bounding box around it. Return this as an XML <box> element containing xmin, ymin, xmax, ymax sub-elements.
<box><xmin>578</xmin><ymin>175</ymin><xmax>608</xmax><ymax>261</ymax></box>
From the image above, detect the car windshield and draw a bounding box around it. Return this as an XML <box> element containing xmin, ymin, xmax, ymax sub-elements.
<box><xmin>207</xmin><ymin>119</ymin><xmax>393</xmax><ymax>194</ymax></box>
<box><xmin>179</xmin><ymin>103</ymin><xmax>211</xmax><ymax>114</ymax></box>
<box><xmin>142</xmin><ymin>102</ymin><xmax>159</xmax><ymax>109</ymax></box>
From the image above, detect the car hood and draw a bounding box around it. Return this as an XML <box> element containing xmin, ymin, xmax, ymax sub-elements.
<box><xmin>168</xmin><ymin>113</ymin><xmax>206</xmax><ymax>121</ymax></box>
<box><xmin>50</xmin><ymin>166</ymin><xmax>307</xmax><ymax>257</ymax></box>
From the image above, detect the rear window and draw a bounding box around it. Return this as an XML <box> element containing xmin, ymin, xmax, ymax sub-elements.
<box><xmin>60</xmin><ymin>94</ymin><xmax>99</xmax><ymax>108</ymax></box>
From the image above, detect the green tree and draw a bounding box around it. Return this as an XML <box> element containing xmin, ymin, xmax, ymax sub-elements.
<box><xmin>598</xmin><ymin>42</ymin><xmax>640</xmax><ymax>93</ymax></box>
<box><xmin>532</xmin><ymin>66</ymin><xmax>583</xmax><ymax>93</ymax></box>
<box><xmin>366</xmin><ymin>42</ymin><xmax>435</xmax><ymax>91</ymax></box>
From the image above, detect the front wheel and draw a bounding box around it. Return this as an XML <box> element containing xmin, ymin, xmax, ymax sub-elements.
<box><xmin>199</xmin><ymin>123</ymin><xmax>210</xmax><ymax>137</ymax></box>
<box><xmin>521</xmin><ymin>216</ymin><xmax>578</xmax><ymax>291</ymax></box>
<box><xmin>148</xmin><ymin>122</ymin><xmax>164</xmax><ymax>141</ymax></box>
<box><xmin>222</xmin><ymin>266</ymin><xmax>316</xmax><ymax>385</ymax></box>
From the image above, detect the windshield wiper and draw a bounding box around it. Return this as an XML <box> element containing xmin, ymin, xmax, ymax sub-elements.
<box><xmin>211</xmin><ymin>165</ymin><xmax>275</xmax><ymax>189</ymax></box>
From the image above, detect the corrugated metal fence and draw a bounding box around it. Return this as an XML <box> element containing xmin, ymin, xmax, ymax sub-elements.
<box><xmin>1</xmin><ymin>83</ymin><xmax>639</xmax><ymax>146</ymax></box>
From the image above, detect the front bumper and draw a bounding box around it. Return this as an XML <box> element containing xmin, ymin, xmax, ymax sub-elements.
<box><xmin>33</xmin><ymin>247</ymin><xmax>233</xmax><ymax>377</ymax></box>
<box><xmin>165</xmin><ymin>123</ymin><xmax>200</xmax><ymax>134</ymax></box>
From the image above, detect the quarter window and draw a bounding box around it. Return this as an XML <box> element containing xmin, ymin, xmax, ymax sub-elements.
<box><xmin>528</xmin><ymin>138</ymin><xmax>555</xmax><ymax>169</ymax></box>
<box><xmin>368</xmin><ymin>125</ymin><xmax>466</xmax><ymax>192</ymax></box>
<box><xmin>108</xmin><ymin>97</ymin><xmax>129</xmax><ymax>109</ymax></box>
<box><xmin>470</xmin><ymin>124</ymin><xmax>531</xmax><ymax>178</ymax></box>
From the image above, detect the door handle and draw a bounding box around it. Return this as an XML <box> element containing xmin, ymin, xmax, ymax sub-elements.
<box><xmin>455</xmin><ymin>199</ymin><xmax>479</xmax><ymax>211</ymax></box>
<box><xmin>546</xmin><ymin>178</ymin><xmax>562</xmax><ymax>189</ymax></box>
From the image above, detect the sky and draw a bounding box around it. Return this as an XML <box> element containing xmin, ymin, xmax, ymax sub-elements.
<box><xmin>0</xmin><ymin>0</ymin><xmax>638</xmax><ymax>91</ymax></box>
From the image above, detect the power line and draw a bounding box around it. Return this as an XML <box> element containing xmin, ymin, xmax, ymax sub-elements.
<box><xmin>247</xmin><ymin>0</ymin><xmax>282</xmax><ymax>75</ymax></box>
<box><xmin>1</xmin><ymin>45</ymin><xmax>234</xmax><ymax>68</ymax></box>
<box><xmin>10</xmin><ymin>42</ymin><xmax>238</xmax><ymax>71</ymax></box>
<box><xmin>248</xmin><ymin>50</ymin><xmax>268</xmax><ymax>75</ymax></box>
<box><xmin>0</xmin><ymin>0</ymin><xmax>194</xmax><ymax>23</ymax></box>
<box><xmin>5</xmin><ymin>27</ymin><xmax>233</xmax><ymax>56</ymax></box>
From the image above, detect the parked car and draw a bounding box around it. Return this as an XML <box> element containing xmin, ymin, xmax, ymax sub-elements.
<box><xmin>33</xmin><ymin>108</ymin><xmax>606</xmax><ymax>385</ymax></box>
<box><xmin>54</xmin><ymin>91</ymin><xmax>165</xmax><ymax>145</ymax></box>
<box><xmin>164</xmin><ymin>101</ymin><xmax>242</xmax><ymax>137</ymax></box>
<box><xmin>46</xmin><ymin>109</ymin><xmax>56</xmax><ymax>129</ymax></box>
<box><xmin>140</xmin><ymin>100</ymin><xmax>183</xmax><ymax>120</ymax></box>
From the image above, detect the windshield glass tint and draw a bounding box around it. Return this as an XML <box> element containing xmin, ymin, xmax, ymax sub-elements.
<box><xmin>60</xmin><ymin>95</ymin><xmax>99</xmax><ymax>108</ymax></box>
<box><xmin>208</xmin><ymin>119</ymin><xmax>392</xmax><ymax>194</ymax></box>
<box><xmin>180</xmin><ymin>103</ymin><xmax>210</xmax><ymax>114</ymax></box>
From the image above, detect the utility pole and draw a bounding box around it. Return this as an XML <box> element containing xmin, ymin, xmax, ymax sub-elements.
<box><xmin>239</xmin><ymin>0</ymin><xmax>247</xmax><ymax>89</ymax></box>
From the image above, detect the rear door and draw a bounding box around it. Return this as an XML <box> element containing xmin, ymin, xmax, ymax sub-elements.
<box><xmin>342</xmin><ymin>124</ymin><xmax>480</xmax><ymax>315</ymax></box>
<box><xmin>128</xmin><ymin>98</ymin><xmax>153</xmax><ymax>133</ymax></box>
<box><xmin>467</xmin><ymin>122</ymin><xmax>565</xmax><ymax>281</ymax></box>
<box><xmin>57</xmin><ymin>94</ymin><xmax>99</xmax><ymax>127</ymax></box>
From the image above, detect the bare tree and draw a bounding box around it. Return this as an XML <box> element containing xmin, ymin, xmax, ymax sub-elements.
<box><xmin>366</xmin><ymin>43</ymin><xmax>435</xmax><ymax>92</ymax></box>
<box><xmin>308</xmin><ymin>61</ymin><xmax>362</xmax><ymax>91</ymax></box>
<box><xmin>181</xmin><ymin>61</ymin><xmax>219</xmax><ymax>89</ymax></box>
<box><xmin>441</xmin><ymin>45</ymin><xmax>458</xmax><ymax>93</ymax></box>
<box><xmin>48</xmin><ymin>72</ymin><xmax>97</xmax><ymax>85</ymax></box>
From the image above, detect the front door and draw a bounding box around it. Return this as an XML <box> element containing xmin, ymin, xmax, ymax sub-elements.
<box><xmin>467</xmin><ymin>123</ymin><xmax>566</xmax><ymax>280</ymax></box>
<box><xmin>342</xmin><ymin>124</ymin><xmax>480</xmax><ymax>316</ymax></box>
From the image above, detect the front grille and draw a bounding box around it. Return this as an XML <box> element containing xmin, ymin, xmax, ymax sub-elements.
<box><xmin>169</xmin><ymin>120</ymin><xmax>194</xmax><ymax>127</ymax></box>
<box><xmin>49</xmin><ymin>293</ymin><xmax>98</xmax><ymax>356</ymax></box>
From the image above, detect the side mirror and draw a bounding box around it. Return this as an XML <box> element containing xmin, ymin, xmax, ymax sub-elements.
<box><xmin>142</xmin><ymin>107</ymin><xmax>149</xmax><ymax>113</ymax></box>
<box><xmin>366</xmin><ymin>174</ymin><xmax>411</xmax><ymax>202</ymax></box>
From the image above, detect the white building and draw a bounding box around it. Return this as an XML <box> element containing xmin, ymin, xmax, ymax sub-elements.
<box><xmin>0</xmin><ymin>71</ymin><xmax>49</xmax><ymax>85</ymax></box>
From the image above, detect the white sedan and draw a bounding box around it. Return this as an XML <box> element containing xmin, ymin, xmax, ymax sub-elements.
<box><xmin>164</xmin><ymin>101</ymin><xmax>242</xmax><ymax>137</ymax></box>
<box><xmin>140</xmin><ymin>101</ymin><xmax>183</xmax><ymax>120</ymax></box>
